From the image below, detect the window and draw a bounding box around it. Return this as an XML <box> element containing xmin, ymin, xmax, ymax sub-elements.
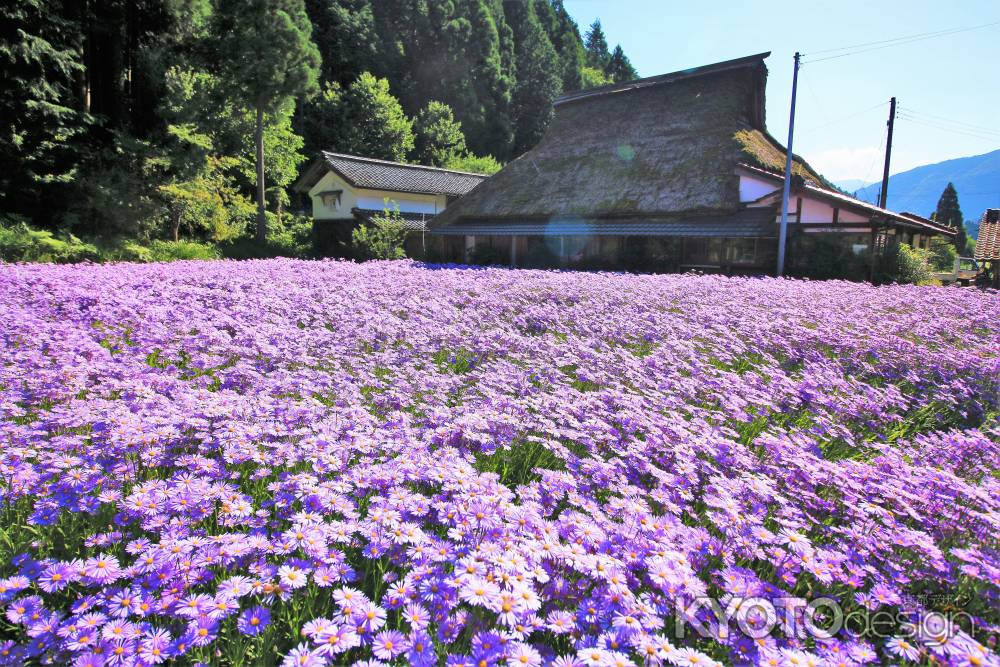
<box><xmin>725</xmin><ymin>238</ymin><xmax>757</xmax><ymax>264</ymax></box>
<box><xmin>317</xmin><ymin>190</ymin><xmax>342</xmax><ymax>209</ymax></box>
<box><xmin>683</xmin><ymin>237</ymin><xmax>724</xmax><ymax>265</ymax></box>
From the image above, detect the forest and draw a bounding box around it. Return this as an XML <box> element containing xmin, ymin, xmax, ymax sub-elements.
<box><xmin>1</xmin><ymin>0</ymin><xmax>636</xmax><ymax>261</ymax></box>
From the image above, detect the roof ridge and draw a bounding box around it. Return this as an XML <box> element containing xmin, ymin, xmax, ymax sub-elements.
<box><xmin>554</xmin><ymin>51</ymin><xmax>771</xmax><ymax>107</ymax></box>
<box><xmin>320</xmin><ymin>151</ymin><xmax>488</xmax><ymax>178</ymax></box>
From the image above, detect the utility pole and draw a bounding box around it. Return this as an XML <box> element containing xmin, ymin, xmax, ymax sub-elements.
<box><xmin>776</xmin><ymin>52</ymin><xmax>801</xmax><ymax>277</ymax></box>
<box><xmin>878</xmin><ymin>97</ymin><xmax>897</xmax><ymax>208</ymax></box>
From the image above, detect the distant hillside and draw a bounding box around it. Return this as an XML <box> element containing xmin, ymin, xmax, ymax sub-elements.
<box><xmin>852</xmin><ymin>150</ymin><xmax>1000</xmax><ymax>236</ymax></box>
<box><xmin>834</xmin><ymin>178</ymin><xmax>874</xmax><ymax>193</ymax></box>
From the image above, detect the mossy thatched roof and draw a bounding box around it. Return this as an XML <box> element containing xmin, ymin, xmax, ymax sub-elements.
<box><xmin>733</xmin><ymin>129</ymin><xmax>830</xmax><ymax>187</ymax></box>
<box><xmin>433</xmin><ymin>53</ymin><xmax>835</xmax><ymax>229</ymax></box>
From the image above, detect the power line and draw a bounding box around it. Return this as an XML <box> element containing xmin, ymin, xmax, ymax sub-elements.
<box><xmin>897</xmin><ymin>106</ymin><xmax>1000</xmax><ymax>135</ymax></box>
<box><xmin>799</xmin><ymin>100</ymin><xmax>888</xmax><ymax>134</ymax></box>
<box><xmin>805</xmin><ymin>21</ymin><xmax>1000</xmax><ymax>55</ymax></box>
<box><xmin>896</xmin><ymin>114</ymin><xmax>1000</xmax><ymax>141</ymax></box>
<box><xmin>801</xmin><ymin>20</ymin><xmax>1000</xmax><ymax>64</ymax></box>
<box><xmin>897</xmin><ymin>113</ymin><xmax>1000</xmax><ymax>137</ymax></box>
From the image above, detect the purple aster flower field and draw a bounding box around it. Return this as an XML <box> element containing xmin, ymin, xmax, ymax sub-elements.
<box><xmin>1</xmin><ymin>259</ymin><xmax>998</xmax><ymax>667</ymax></box>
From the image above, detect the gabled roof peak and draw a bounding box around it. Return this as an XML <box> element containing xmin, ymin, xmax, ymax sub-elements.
<box><xmin>319</xmin><ymin>151</ymin><xmax>488</xmax><ymax>178</ymax></box>
<box><xmin>555</xmin><ymin>52</ymin><xmax>771</xmax><ymax>108</ymax></box>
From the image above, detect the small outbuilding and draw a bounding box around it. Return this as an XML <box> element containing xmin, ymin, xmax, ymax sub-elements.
<box><xmin>293</xmin><ymin>152</ymin><xmax>487</xmax><ymax>257</ymax></box>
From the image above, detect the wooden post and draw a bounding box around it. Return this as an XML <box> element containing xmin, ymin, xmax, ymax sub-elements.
<box><xmin>878</xmin><ymin>97</ymin><xmax>896</xmax><ymax>209</ymax></box>
<box><xmin>776</xmin><ymin>53</ymin><xmax>801</xmax><ymax>277</ymax></box>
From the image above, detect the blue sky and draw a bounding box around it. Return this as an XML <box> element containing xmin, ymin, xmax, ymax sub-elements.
<box><xmin>563</xmin><ymin>0</ymin><xmax>1000</xmax><ymax>183</ymax></box>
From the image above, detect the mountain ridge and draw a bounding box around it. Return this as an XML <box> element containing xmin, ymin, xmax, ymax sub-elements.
<box><xmin>849</xmin><ymin>150</ymin><xmax>1000</xmax><ymax>236</ymax></box>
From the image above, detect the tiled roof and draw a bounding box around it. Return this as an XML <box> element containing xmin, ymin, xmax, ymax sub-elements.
<box><xmin>322</xmin><ymin>152</ymin><xmax>486</xmax><ymax>197</ymax></box>
<box><xmin>736</xmin><ymin>163</ymin><xmax>957</xmax><ymax>237</ymax></box>
<box><xmin>974</xmin><ymin>209</ymin><xmax>1000</xmax><ymax>261</ymax></box>
<box><xmin>352</xmin><ymin>208</ymin><xmax>432</xmax><ymax>232</ymax></box>
<box><xmin>431</xmin><ymin>209</ymin><xmax>776</xmax><ymax>237</ymax></box>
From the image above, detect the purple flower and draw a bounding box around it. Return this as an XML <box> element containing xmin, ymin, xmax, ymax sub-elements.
<box><xmin>37</xmin><ymin>564</ymin><xmax>73</xmax><ymax>593</ymax></box>
<box><xmin>886</xmin><ymin>636</ymin><xmax>921</xmax><ymax>662</ymax></box>
<box><xmin>372</xmin><ymin>630</ymin><xmax>409</xmax><ymax>660</ymax></box>
<box><xmin>138</xmin><ymin>629</ymin><xmax>172</xmax><ymax>664</ymax></box>
<box><xmin>237</xmin><ymin>606</ymin><xmax>271</xmax><ymax>637</ymax></box>
<box><xmin>281</xmin><ymin>643</ymin><xmax>326</xmax><ymax>667</ymax></box>
<box><xmin>81</xmin><ymin>555</ymin><xmax>121</xmax><ymax>585</ymax></box>
<box><xmin>407</xmin><ymin>631</ymin><xmax>436</xmax><ymax>667</ymax></box>
<box><xmin>313</xmin><ymin>624</ymin><xmax>359</xmax><ymax>658</ymax></box>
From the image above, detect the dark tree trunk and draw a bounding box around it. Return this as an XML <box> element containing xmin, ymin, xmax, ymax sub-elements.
<box><xmin>255</xmin><ymin>106</ymin><xmax>266</xmax><ymax>242</ymax></box>
<box><xmin>171</xmin><ymin>208</ymin><xmax>181</xmax><ymax>242</ymax></box>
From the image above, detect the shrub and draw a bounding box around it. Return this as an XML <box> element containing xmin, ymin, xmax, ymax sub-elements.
<box><xmin>0</xmin><ymin>216</ymin><xmax>101</xmax><ymax>263</ymax></box>
<box><xmin>878</xmin><ymin>242</ymin><xmax>933</xmax><ymax>285</ymax></box>
<box><xmin>350</xmin><ymin>203</ymin><xmax>407</xmax><ymax>260</ymax></box>
<box><xmin>927</xmin><ymin>236</ymin><xmax>958</xmax><ymax>271</ymax></box>
<box><xmin>523</xmin><ymin>239</ymin><xmax>559</xmax><ymax>269</ymax></box>
<box><xmin>145</xmin><ymin>240</ymin><xmax>220</xmax><ymax>261</ymax></box>
<box><xmin>267</xmin><ymin>214</ymin><xmax>314</xmax><ymax>258</ymax></box>
<box><xmin>444</xmin><ymin>153</ymin><xmax>503</xmax><ymax>175</ymax></box>
<box><xmin>221</xmin><ymin>214</ymin><xmax>315</xmax><ymax>260</ymax></box>
<box><xmin>95</xmin><ymin>240</ymin><xmax>154</xmax><ymax>262</ymax></box>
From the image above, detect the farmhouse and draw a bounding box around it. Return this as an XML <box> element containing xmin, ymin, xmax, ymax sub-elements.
<box><xmin>293</xmin><ymin>152</ymin><xmax>487</xmax><ymax>256</ymax></box>
<box><xmin>429</xmin><ymin>52</ymin><xmax>955</xmax><ymax>275</ymax></box>
<box><xmin>974</xmin><ymin>208</ymin><xmax>1000</xmax><ymax>288</ymax></box>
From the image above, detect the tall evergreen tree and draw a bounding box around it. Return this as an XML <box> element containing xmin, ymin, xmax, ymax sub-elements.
<box><xmin>584</xmin><ymin>19</ymin><xmax>610</xmax><ymax>69</ymax></box>
<box><xmin>447</xmin><ymin>0</ymin><xmax>514</xmax><ymax>159</ymax></box>
<box><xmin>933</xmin><ymin>182</ymin><xmax>968</xmax><ymax>253</ymax></box>
<box><xmin>211</xmin><ymin>0</ymin><xmax>320</xmax><ymax>241</ymax></box>
<box><xmin>0</xmin><ymin>1</ymin><xmax>90</xmax><ymax>225</ymax></box>
<box><xmin>506</xmin><ymin>1</ymin><xmax>561</xmax><ymax>156</ymax></box>
<box><xmin>303</xmin><ymin>0</ymin><xmax>377</xmax><ymax>87</ymax></box>
<box><xmin>533</xmin><ymin>0</ymin><xmax>586</xmax><ymax>92</ymax></box>
<box><xmin>606</xmin><ymin>45</ymin><xmax>637</xmax><ymax>83</ymax></box>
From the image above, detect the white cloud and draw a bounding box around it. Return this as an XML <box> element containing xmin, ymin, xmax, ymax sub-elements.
<box><xmin>805</xmin><ymin>146</ymin><xmax>884</xmax><ymax>182</ymax></box>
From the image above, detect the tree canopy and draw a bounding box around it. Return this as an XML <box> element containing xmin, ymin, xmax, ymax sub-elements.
<box><xmin>412</xmin><ymin>101</ymin><xmax>468</xmax><ymax>168</ymax></box>
<box><xmin>0</xmin><ymin>0</ymin><xmax>635</xmax><ymax>249</ymax></box>
<box><xmin>933</xmin><ymin>182</ymin><xmax>970</xmax><ymax>254</ymax></box>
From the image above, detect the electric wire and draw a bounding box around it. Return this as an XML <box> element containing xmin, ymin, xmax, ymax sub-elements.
<box><xmin>897</xmin><ymin>114</ymin><xmax>1000</xmax><ymax>141</ymax></box>
<box><xmin>897</xmin><ymin>105</ymin><xmax>1000</xmax><ymax>136</ymax></box>
<box><xmin>801</xmin><ymin>20</ymin><xmax>1000</xmax><ymax>63</ymax></box>
<box><xmin>799</xmin><ymin>100</ymin><xmax>888</xmax><ymax>134</ymax></box>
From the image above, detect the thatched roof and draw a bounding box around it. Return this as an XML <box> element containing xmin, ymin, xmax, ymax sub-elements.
<box><xmin>733</xmin><ymin>129</ymin><xmax>829</xmax><ymax>186</ymax></box>
<box><xmin>432</xmin><ymin>52</ymin><xmax>829</xmax><ymax>229</ymax></box>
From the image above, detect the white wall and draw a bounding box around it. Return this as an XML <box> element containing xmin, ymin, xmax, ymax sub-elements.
<box><xmin>798</xmin><ymin>197</ymin><xmax>869</xmax><ymax>223</ymax></box>
<box><xmin>356</xmin><ymin>195</ymin><xmax>437</xmax><ymax>214</ymax></box>
<box><xmin>308</xmin><ymin>170</ymin><xmax>448</xmax><ymax>220</ymax></box>
<box><xmin>739</xmin><ymin>175</ymin><xmax>780</xmax><ymax>203</ymax></box>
